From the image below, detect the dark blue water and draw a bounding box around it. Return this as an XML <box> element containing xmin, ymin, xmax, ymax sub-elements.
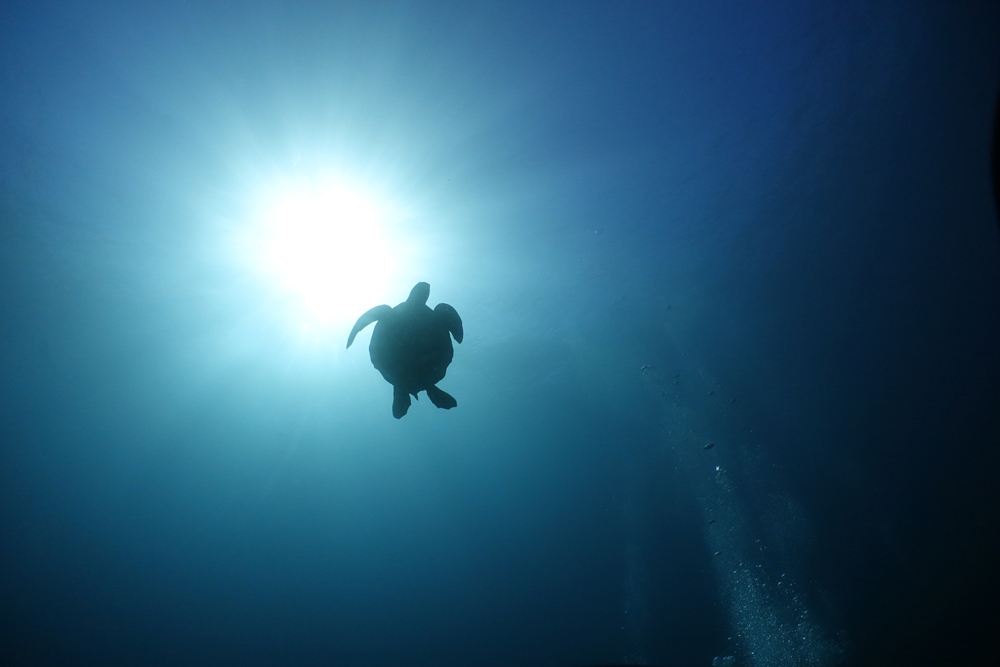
<box><xmin>2</xmin><ymin>2</ymin><xmax>998</xmax><ymax>666</ymax></box>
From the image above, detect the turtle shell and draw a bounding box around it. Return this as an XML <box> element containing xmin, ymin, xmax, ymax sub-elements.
<box><xmin>369</xmin><ymin>301</ymin><xmax>454</xmax><ymax>395</ymax></box>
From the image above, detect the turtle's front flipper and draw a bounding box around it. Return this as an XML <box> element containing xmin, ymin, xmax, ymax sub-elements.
<box><xmin>434</xmin><ymin>303</ymin><xmax>463</xmax><ymax>344</ymax></box>
<box><xmin>426</xmin><ymin>384</ymin><xmax>457</xmax><ymax>410</ymax></box>
<box><xmin>392</xmin><ymin>384</ymin><xmax>412</xmax><ymax>419</ymax></box>
<box><xmin>347</xmin><ymin>305</ymin><xmax>392</xmax><ymax>348</ymax></box>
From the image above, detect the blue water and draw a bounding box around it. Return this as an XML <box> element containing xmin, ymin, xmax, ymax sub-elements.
<box><xmin>2</xmin><ymin>2</ymin><xmax>999</xmax><ymax>666</ymax></box>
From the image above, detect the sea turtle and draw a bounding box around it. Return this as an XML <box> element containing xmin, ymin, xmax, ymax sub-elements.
<box><xmin>346</xmin><ymin>282</ymin><xmax>463</xmax><ymax>419</ymax></box>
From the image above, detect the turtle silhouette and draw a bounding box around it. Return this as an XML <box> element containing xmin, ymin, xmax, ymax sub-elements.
<box><xmin>347</xmin><ymin>282</ymin><xmax>463</xmax><ymax>418</ymax></box>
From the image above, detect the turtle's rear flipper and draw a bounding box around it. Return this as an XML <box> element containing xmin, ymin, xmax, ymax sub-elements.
<box><xmin>426</xmin><ymin>385</ymin><xmax>457</xmax><ymax>410</ymax></box>
<box><xmin>392</xmin><ymin>385</ymin><xmax>411</xmax><ymax>419</ymax></box>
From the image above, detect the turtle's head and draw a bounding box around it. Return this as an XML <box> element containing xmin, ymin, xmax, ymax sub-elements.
<box><xmin>406</xmin><ymin>282</ymin><xmax>431</xmax><ymax>306</ymax></box>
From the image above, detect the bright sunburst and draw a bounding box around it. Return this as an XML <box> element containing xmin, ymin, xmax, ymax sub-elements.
<box><xmin>252</xmin><ymin>179</ymin><xmax>399</xmax><ymax>329</ymax></box>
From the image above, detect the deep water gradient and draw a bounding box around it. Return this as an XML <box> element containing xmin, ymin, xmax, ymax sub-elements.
<box><xmin>1</xmin><ymin>2</ymin><xmax>999</xmax><ymax>666</ymax></box>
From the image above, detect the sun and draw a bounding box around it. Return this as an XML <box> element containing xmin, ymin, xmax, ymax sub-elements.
<box><xmin>255</xmin><ymin>181</ymin><xmax>398</xmax><ymax>328</ymax></box>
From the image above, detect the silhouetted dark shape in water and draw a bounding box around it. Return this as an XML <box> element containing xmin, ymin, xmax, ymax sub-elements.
<box><xmin>347</xmin><ymin>282</ymin><xmax>463</xmax><ymax>418</ymax></box>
